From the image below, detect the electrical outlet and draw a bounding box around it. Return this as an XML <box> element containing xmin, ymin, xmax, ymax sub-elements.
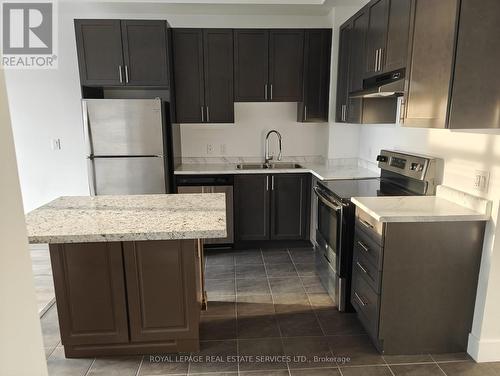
<box><xmin>220</xmin><ymin>144</ymin><xmax>226</xmax><ymax>155</ymax></box>
<box><xmin>473</xmin><ymin>170</ymin><xmax>489</xmax><ymax>192</ymax></box>
<box><xmin>206</xmin><ymin>144</ymin><xmax>214</xmax><ymax>155</ymax></box>
<box><xmin>51</xmin><ymin>138</ymin><xmax>61</xmax><ymax>150</ymax></box>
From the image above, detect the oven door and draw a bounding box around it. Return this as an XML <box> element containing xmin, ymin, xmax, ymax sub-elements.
<box><xmin>313</xmin><ymin>185</ymin><xmax>347</xmax><ymax>311</ymax></box>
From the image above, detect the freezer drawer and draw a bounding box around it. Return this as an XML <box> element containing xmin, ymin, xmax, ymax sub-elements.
<box><xmin>83</xmin><ymin>99</ymin><xmax>164</xmax><ymax>156</ymax></box>
<box><xmin>89</xmin><ymin>157</ymin><xmax>166</xmax><ymax>195</ymax></box>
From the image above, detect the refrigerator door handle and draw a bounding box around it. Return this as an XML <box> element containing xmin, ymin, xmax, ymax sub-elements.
<box><xmin>87</xmin><ymin>157</ymin><xmax>97</xmax><ymax>196</ymax></box>
<box><xmin>81</xmin><ymin>100</ymin><xmax>93</xmax><ymax>156</ymax></box>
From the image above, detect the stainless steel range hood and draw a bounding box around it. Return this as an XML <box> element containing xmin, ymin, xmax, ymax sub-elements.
<box><xmin>350</xmin><ymin>68</ymin><xmax>405</xmax><ymax>98</ymax></box>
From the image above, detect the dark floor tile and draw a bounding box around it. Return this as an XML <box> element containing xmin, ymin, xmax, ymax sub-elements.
<box><xmin>289</xmin><ymin>248</ymin><xmax>315</xmax><ymax>264</ymax></box>
<box><xmin>340</xmin><ymin>365</ymin><xmax>393</xmax><ymax>376</ymax></box>
<box><xmin>237</xmin><ymin>315</ymin><xmax>281</xmax><ymax>339</ymax></box>
<box><xmin>301</xmin><ymin>276</ymin><xmax>327</xmax><ymax>294</ymax></box>
<box><xmin>431</xmin><ymin>353</ymin><xmax>471</xmax><ymax>362</ymax></box>
<box><xmin>200</xmin><ymin>316</ymin><xmax>237</xmax><ymax>340</ymax></box>
<box><xmin>87</xmin><ymin>356</ymin><xmax>141</xmax><ymax>376</ymax></box>
<box><xmin>202</xmin><ymin>295</ymin><xmax>236</xmax><ymax>317</ymax></box>
<box><xmin>236</xmin><ymin>278</ymin><xmax>271</xmax><ymax>295</ymax></box>
<box><xmin>237</xmin><ymin>294</ymin><xmax>275</xmax><ymax>317</ymax></box>
<box><xmin>308</xmin><ymin>293</ymin><xmax>336</xmax><ymax>310</ymax></box>
<box><xmin>47</xmin><ymin>346</ymin><xmax>94</xmax><ymax>376</ymax></box>
<box><xmin>139</xmin><ymin>354</ymin><xmax>189</xmax><ymax>375</ymax></box>
<box><xmin>295</xmin><ymin>263</ymin><xmax>316</xmax><ymax>277</ymax></box>
<box><xmin>262</xmin><ymin>249</ymin><xmax>292</xmax><ymax>264</ymax></box>
<box><xmin>390</xmin><ymin>364</ymin><xmax>445</xmax><ymax>376</ymax></box>
<box><xmin>234</xmin><ymin>250</ymin><xmax>264</xmax><ymax>265</ymax></box>
<box><xmin>316</xmin><ymin>310</ymin><xmax>365</xmax><ymax>336</ymax></box>
<box><xmin>236</xmin><ymin>264</ymin><xmax>267</xmax><ymax>279</ymax></box>
<box><xmin>269</xmin><ymin>277</ymin><xmax>305</xmax><ymax>295</ymax></box>
<box><xmin>188</xmin><ymin>340</ymin><xmax>238</xmax><ymax>374</ymax></box>
<box><xmin>273</xmin><ymin>293</ymin><xmax>312</xmax><ymax>314</ymax></box>
<box><xmin>290</xmin><ymin>368</ymin><xmax>341</xmax><ymax>376</ymax></box>
<box><xmin>205</xmin><ymin>251</ymin><xmax>235</xmax><ymax>266</ymax></box>
<box><xmin>383</xmin><ymin>354</ymin><xmax>434</xmax><ymax>365</ymax></box>
<box><xmin>240</xmin><ymin>371</ymin><xmax>289</xmax><ymax>376</ymax></box>
<box><xmin>41</xmin><ymin>304</ymin><xmax>61</xmax><ymax>352</ymax></box>
<box><xmin>238</xmin><ymin>338</ymin><xmax>287</xmax><ymax>371</ymax></box>
<box><xmin>205</xmin><ymin>265</ymin><xmax>235</xmax><ymax>280</ymax></box>
<box><xmin>266</xmin><ymin>263</ymin><xmax>298</xmax><ymax>278</ymax></box>
<box><xmin>439</xmin><ymin>361</ymin><xmax>500</xmax><ymax>376</ymax></box>
<box><xmin>206</xmin><ymin>279</ymin><xmax>235</xmax><ymax>296</ymax></box>
<box><xmin>277</xmin><ymin>312</ymin><xmax>323</xmax><ymax>337</ymax></box>
<box><xmin>283</xmin><ymin>336</ymin><xmax>336</xmax><ymax>369</ymax></box>
<box><xmin>327</xmin><ymin>335</ymin><xmax>384</xmax><ymax>366</ymax></box>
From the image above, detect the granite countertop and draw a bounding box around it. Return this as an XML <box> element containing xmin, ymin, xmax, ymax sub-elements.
<box><xmin>174</xmin><ymin>162</ymin><xmax>379</xmax><ymax>181</ymax></box>
<box><xmin>351</xmin><ymin>186</ymin><xmax>491</xmax><ymax>223</ymax></box>
<box><xmin>26</xmin><ymin>194</ymin><xmax>227</xmax><ymax>244</ymax></box>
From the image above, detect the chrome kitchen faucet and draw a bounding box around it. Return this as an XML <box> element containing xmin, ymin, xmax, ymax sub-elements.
<box><xmin>264</xmin><ymin>130</ymin><xmax>282</xmax><ymax>166</ymax></box>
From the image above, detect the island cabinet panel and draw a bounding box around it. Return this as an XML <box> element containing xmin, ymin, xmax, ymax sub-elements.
<box><xmin>123</xmin><ymin>240</ymin><xmax>200</xmax><ymax>343</ymax></box>
<box><xmin>49</xmin><ymin>243</ymin><xmax>129</xmax><ymax>346</ymax></box>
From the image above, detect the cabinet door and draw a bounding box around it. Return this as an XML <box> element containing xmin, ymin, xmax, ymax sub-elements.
<box><xmin>49</xmin><ymin>243</ymin><xmax>129</xmax><ymax>346</ymax></box>
<box><xmin>383</xmin><ymin>0</ymin><xmax>411</xmax><ymax>72</ymax></box>
<box><xmin>121</xmin><ymin>20</ymin><xmax>170</xmax><ymax>86</ymax></box>
<box><xmin>298</xmin><ymin>29</ymin><xmax>331</xmax><ymax>122</ymax></box>
<box><xmin>234</xmin><ymin>30</ymin><xmax>269</xmax><ymax>102</ymax></box>
<box><xmin>123</xmin><ymin>240</ymin><xmax>200</xmax><ymax>342</ymax></box>
<box><xmin>347</xmin><ymin>12</ymin><xmax>369</xmax><ymax>123</ymax></box>
<box><xmin>403</xmin><ymin>0</ymin><xmax>458</xmax><ymax>128</ymax></box>
<box><xmin>205</xmin><ymin>185</ymin><xmax>234</xmax><ymax>244</ymax></box>
<box><xmin>335</xmin><ymin>24</ymin><xmax>351</xmax><ymax>122</ymax></box>
<box><xmin>172</xmin><ymin>29</ymin><xmax>205</xmax><ymax>123</ymax></box>
<box><xmin>268</xmin><ymin>29</ymin><xmax>304</xmax><ymax>102</ymax></box>
<box><xmin>270</xmin><ymin>174</ymin><xmax>310</xmax><ymax>241</ymax></box>
<box><xmin>234</xmin><ymin>175</ymin><xmax>270</xmax><ymax>241</ymax></box>
<box><xmin>75</xmin><ymin>20</ymin><xmax>124</xmax><ymax>86</ymax></box>
<box><xmin>203</xmin><ymin>29</ymin><xmax>234</xmax><ymax>123</ymax></box>
<box><xmin>365</xmin><ymin>0</ymin><xmax>389</xmax><ymax>76</ymax></box>
<box><xmin>448</xmin><ymin>0</ymin><xmax>500</xmax><ymax>129</ymax></box>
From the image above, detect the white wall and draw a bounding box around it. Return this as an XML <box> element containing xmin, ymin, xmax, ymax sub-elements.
<box><xmin>5</xmin><ymin>2</ymin><xmax>333</xmax><ymax>211</ymax></box>
<box><xmin>0</xmin><ymin>71</ymin><xmax>48</xmax><ymax>376</ymax></box>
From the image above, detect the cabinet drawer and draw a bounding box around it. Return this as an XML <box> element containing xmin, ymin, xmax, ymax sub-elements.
<box><xmin>354</xmin><ymin>227</ymin><xmax>383</xmax><ymax>269</ymax></box>
<box><xmin>355</xmin><ymin>208</ymin><xmax>384</xmax><ymax>244</ymax></box>
<box><xmin>351</xmin><ymin>270</ymin><xmax>380</xmax><ymax>339</ymax></box>
<box><xmin>353</xmin><ymin>247</ymin><xmax>382</xmax><ymax>293</ymax></box>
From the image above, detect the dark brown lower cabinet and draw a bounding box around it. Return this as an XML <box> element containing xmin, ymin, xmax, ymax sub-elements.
<box><xmin>50</xmin><ymin>239</ymin><xmax>203</xmax><ymax>358</ymax></box>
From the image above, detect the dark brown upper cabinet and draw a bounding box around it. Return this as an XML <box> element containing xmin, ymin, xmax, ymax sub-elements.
<box><xmin>364</xmin><ymin>0</ymin><xmax>411</xmax><ymax>77</ymax></box>
<box><xmin>75</xmin><ymin>20</ymin><xmax>170</xmax><ymax>87</ymax></box>
<box><xmin>336</xmin><ymin>23</ymin><xmax>352</xmax><ymax>123</ymax></box>
<box><xmin>234</xmin><ymin>29</ymin><xmax>304</xmax><ymax>102</ymax></box>
<box><xmin>448</xmin><ymin>0</ymin><xmax>500</xmax><ymax>129</ymax></box>
<box><xmin>234</xmin><ymin>30</ymin><xmax>269</xmax><ymax>102</ymax></box>
<box><xmin>75</xmin><ymin>20</ymin><xmax>125</xmax><ymax>86</ymax></box>
<box><xmin>172</xmin><ymin>29</ymin><xmax>234</xmax><ymax>124</ymax></box>
<box><xmin>298</xmin><ymin>29</ymin><xmax>332</xmax><ymax>123</ymax></box>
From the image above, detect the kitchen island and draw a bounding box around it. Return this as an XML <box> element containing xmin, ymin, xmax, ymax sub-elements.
<box><xmin>26</xmin><ymin>194</ymin><xmax>226</xmax><ymax>358</ymax></box>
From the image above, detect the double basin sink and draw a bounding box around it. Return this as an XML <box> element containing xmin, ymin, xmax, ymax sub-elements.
<box><xmin>236</xmin><ymin>162</ymin><xmax>303</xmax><ymax>170</ymax></box>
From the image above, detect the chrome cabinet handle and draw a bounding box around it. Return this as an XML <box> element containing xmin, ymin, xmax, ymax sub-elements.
<box><xmin>374</xmin><ymin>49</ymin><xmax>379</xmax><ymax>72</ymax></box>
<box><xmin>357</xmin><ymin>241</ymin><xmax>370</xmax><ymax>253</ymax></box>
<box><xmin>271</xmin><ymin>176</ymin><xmax>275</xmax><ymax>190</ymax></box>
<box><xmin>206</xmin><ymin>106</ymin><xmax>210</xmax><ymax>122</ymax></box>
<box><xmin>379</xmin><ymin>48</ymin><xmax>384</xmax><ymax>72</ymax></box>
<box><xmin>201</xmin><ymin>106</ymin><xmax>204</xmax><ymax>122</ymax></box>
<box><xmin>359</xmin><ymin>218</ymin><xmax>374</xmax><ymax>230</ymax></box>
<box><xmin>304</xmin><ymin>105</ymin><xmax>307</xmax><ymax>121</ymax></box>
<box><xmin>265</xmin><ymin>84</ymin><xmax>268</xmax><ymax>100</ymax></box>
<box><xmin>125</xmin><ymin>65</ymin><xmax>129</xmax><ymax>83</ymax></box>
<box><xmin>266</xmin><ymin>176</ymin><xmax>269</xmax><ymax>191</ymax></box>
<box><xmin>356</xmin><ymin>261</ymin><xmax>369</xmax><ymax>275</ymax></box>
<box><xmin>270</xmin><ymin>84</ymin><xmax>273</xmax><ymax>100</ymax></box>
<box><xmin>354</xmin><ymin>291</ymin><xmax>367</xmax><ymax>307</ymax></box>
<box><xmin>118</xmin><ymin>66</ymin><xmax>123</xmax><ymax>83</ymax></box>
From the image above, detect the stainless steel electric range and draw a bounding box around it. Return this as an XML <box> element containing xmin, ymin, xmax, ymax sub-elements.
<box><xmin>313</xmin><ymin>150</ymin><xmax>442</xmax><ymax>312</ymax></box>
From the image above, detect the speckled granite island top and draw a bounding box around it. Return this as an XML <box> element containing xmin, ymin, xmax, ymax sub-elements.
<box><xmin>26</xmin><ymin>194</ymin><xmax>227</xmax><ymax>244</ymax></box>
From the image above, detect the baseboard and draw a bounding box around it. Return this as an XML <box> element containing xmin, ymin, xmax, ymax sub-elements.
<box><xmin>467</xmin><ymin>332</ymin><xmax>500</xmax><ymax>362</ymax></box>
<box><xmin>29</xmin><ymin>243</ymin><xmax>49</xmax><ymax>251</ymax></box>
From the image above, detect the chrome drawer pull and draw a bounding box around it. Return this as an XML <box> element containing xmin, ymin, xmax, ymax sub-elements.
<box><xmin>359</xmin><ymin>218</ymin><xmax>374</xmax><ymax>230</ymax></box>
<box><xmin>356</xmin><ymin>261</ymin><xmax>369</xmax><ymax>275</ymax></box>
<box><xmin>354</xmin><ymin>291</ymin><xmax>367</xmax><ymax>307</ymax></box>
<box><xmin>357</xmin><ymin>241</ymin><xmax>369</xmax><ymax>253</ymax></box>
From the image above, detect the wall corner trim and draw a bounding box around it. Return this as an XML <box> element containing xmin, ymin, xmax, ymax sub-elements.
<box><xmin>468</xmin><ymin>332</ymin><xmax>500</xmax><ymax>362</ymax></box>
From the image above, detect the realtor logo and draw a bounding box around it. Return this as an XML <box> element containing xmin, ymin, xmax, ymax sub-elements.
<box><xmin>1</xmin><ymin>1</ymin><xmax>57</xmax><ymax>69</ymax></box>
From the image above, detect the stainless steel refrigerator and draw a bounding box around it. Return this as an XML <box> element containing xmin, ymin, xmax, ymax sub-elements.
<box><xmin>83</xmin><ymin>98</ymin><xmax>170</xmax><ymax>195</ymax></box>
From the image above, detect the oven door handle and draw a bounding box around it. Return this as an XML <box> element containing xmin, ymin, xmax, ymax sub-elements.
<box><xmin>313</xmin><ymin>186</ymin><xmax>343</xmax><ymax>211</ymax></box>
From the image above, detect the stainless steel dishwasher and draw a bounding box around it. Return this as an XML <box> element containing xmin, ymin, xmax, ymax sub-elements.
<box><xmin>175</xmin><ymin>175</ymin><xmax>234</xmax><ymax>245</ymax></box>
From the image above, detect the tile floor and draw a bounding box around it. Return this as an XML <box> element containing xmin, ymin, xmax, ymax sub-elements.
<box><xmin>41</xmin><ymin>247</ymin><xmax>500</xmax><ymax>376</ymax></box>
<box><xmin>30</xmin><ymin>244</ymin><xmax>56</xmax><ymax>315</ymax></box>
